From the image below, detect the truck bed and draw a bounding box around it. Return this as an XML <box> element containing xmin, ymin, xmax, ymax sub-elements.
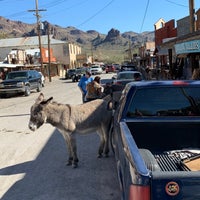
<box><xmin>126</xmin><ymin>120</ymin><xmax>200</xmax><ymax>172</ymax></box>
<box><xmin>139</xmin><ymin>148</ymin><xmax>200</xmax><ymax>172</ymax></box>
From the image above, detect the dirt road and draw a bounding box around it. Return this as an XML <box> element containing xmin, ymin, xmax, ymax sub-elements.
<box><xmin>0</xmin><ymin>73</ymin><xmax>121</xmax><ymax>200</ymax></box>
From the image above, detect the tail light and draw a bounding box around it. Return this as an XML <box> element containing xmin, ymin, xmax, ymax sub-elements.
<box><xmin>115</xmin><ymin>81</ymin><xmax>122</xmax><ymax>85</ymax></box>
<box><xmin>129</xmin><ymin>185</ymin><xmax>150</xmax><ymax>200</ymax></box>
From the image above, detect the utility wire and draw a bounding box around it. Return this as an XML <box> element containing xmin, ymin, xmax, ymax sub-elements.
<box><xmin>3</xmin><ymin>0</ymin><xmax>90</xmax><ymax>22</ymax></box>
<box><xmin>139</xmin><ymin>0</ymin><xmax>150</xmax><ymax>33</ymax></box>
<box><xmin>2</xmin><ymin>0</ymin><xmax>69</xmax><ymax>19</ymax></box>
<box><xmin>40</xmin><ymin>0</ymin><xmax>70</xmax><ymax>9</ymax></box>
<box><xmin>43</xmin><ymin>0</ymin><xmax>90</xmax><ymax>18</ymax></box>
<box><xmin>77</xmin><ymin>0</ymin><xmax>115</xmax><ymax>28</ymax></box>
<box><xmin>165</xmin><ymin>0</ymin><xmax>188</xmax><ymax>7</ymax></box>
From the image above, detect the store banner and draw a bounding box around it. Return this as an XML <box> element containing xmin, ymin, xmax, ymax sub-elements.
<box><xmin>175</xmin><ymin>40</ymin><xmax>200</xmax><ymax>54</ymax></box>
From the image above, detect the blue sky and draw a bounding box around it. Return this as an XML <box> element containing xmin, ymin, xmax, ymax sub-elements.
<box><xmin>0</xmin><ymin>0</ymin><xmax>200</xmax><ymax>34</ymax></box>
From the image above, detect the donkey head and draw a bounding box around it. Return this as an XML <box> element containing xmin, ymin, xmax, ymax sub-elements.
<box><xmin>28</xmin><ymin>93</ymin><xmax>53</xmax><ymax>131</ymax></box>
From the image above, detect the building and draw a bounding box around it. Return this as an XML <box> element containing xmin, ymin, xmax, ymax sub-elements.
<box><xmin>155</xmin><ymin>5</ymin><xmax>200</xmax><ymax>80</ymax></box>
<box><xmin>138</xmin><ymin>41</ymin><xmax>155</xmax><ymax>68</ymax></box>
<box><xmin>154</xmin><ymin>18</ymin><xmax>177</xmax><ymax>69</ymax></box>
<box><xmin>0</xmin><ymin>35</ymin><xmax>82</xmax><ymax>79</ymax></box>
<box><xmin>152</xmin><ymin>1</ymin><xmax>200</xmax><ymax>80</ymax></box>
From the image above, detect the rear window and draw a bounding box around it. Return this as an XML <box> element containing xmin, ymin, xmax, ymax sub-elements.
<box><xmin>91</xmin><ymin>66</ymin><xmax>100</xmax><ymax>69</ymax></box>
<box><xmin>121</xmin><ymin>65</ymin><xmax>137</xmax><ymax>71</ymax></box>
<box><xmin>69</xmin><ymin>69</ymin><xmax>76</xmax><ymax>72</ymax></box>
<box><xmin>118</xmin><ymin>73</ymin><xmax>141</xmax><ymax>80</ymax></box>
<box><xmin>127</xmin><ymin>87</ymin><xmax>200</xmax><ymax>117</ymax></box>
<box><xmin>7</xmin><ymin>72</ymin><xmax>28</xmax><ymax>79</ymax></box>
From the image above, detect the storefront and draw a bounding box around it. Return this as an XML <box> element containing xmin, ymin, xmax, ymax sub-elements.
<box><xmin>175</xmin><ymin>40</ymin><xmax>200</xmax><ymax>79</ymax></box>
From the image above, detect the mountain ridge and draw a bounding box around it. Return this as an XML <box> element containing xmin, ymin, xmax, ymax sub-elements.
<box><xmin>0</xmin><ymin>16</ymin><xmax>155</xmax><ymax>63</ymax></box>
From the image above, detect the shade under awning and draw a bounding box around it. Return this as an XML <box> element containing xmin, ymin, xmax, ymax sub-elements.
<box><xmin>157</xmin><ymin>48</ymin><xmax>168</xmax><ymax>55</ymax></box>
<box><xmin>177</xmin><ymin>54</ymin><xmax>188</xmax><ymax>58</ymax></box>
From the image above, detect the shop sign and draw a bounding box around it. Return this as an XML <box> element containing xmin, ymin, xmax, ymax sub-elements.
<box><xmin>175</xmin><ymin>40</ymin><xmax>200</xmax><ymax>54</ymax></box>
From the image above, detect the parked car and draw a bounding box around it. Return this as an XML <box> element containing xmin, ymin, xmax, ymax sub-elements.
<box><xmin>90</xmin><ymin>65</ymin><xmax>103</xmax><ymax>75</ymax></box>
<box><xmin>120</xmin><ymin>64</ymin><xmax>138</xmax><ymax>72</ymax></box>
<box><xmin>105</xmin><ymin>65</ymin><xmax>116</xmax><ymax>73</ymax></box>
<box><xmin>71</xmin><ymin>67</ymin><xmax>88</xmax><ymax>82</ymax></box>
<box><xmin>0</xmin><ymin>70</ymin><xmax>42</xmax><ymax>97</ymax></box>
<box><xmin>112</xmin><ymin>71</ymin><xmax>144</xmax><ymax>89</ymax></box>
<box><xmin>65</xmin><ymin>69</ymin><xmax>76</xmax><ymax>79</ymax></box>
<box><xmin>113</xmin><ymin>64</ymin><xmax>121</xmax><ymax>72</ymax></box>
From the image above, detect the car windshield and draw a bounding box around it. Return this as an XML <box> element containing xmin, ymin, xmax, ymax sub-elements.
<box><xmin>7</xmin><ymin>72</ymin><xmax>28</xmax><ymax>79</ymax></box>
<box><xmin>127</xmin><ymin>86</ymin><xmax>200</xmax><ymax>117</ymax></box>
<box><xmin>121</xmin><ymin>65</ymin><xmax>137</xmax><ymax>71</ymax></box>
<box><xmin>69</xmin><ymin>69</ymin><xmax>76</xmax><ymax>73</ymax></box>
<box><xmin>118</xmin><ymin>73</ymin><xmax>141</xmax><ymax>80</ymax></box>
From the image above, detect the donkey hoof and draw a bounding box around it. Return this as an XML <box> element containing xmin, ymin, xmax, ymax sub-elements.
<box><xmin>97</xmin><ymin>154</ymin><xmax>102</xmax><ymax>158</ymax></box>
<box><xmin>72</xmin><ymin>163</ymin><xmax>78</xmax><ymax>168</ymax></box>
<box><xmin>66</xmin><ymin>163</ymin><xmax>71</xmax><ymax>166</ymax></box>
<box><xmin>66</xmin><ymin>161</ymin><xmax>72</xmax><ymax>166</ymax></box>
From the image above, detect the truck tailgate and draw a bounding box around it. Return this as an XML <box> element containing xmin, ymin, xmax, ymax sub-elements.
<box><xmin>151</xmin><ymin>172</ymin><xmax>200</xmax><ymax>199</ymax></box>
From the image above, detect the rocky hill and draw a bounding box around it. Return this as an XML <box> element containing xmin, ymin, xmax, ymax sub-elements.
<box><xmin>0</xmin><ymin>16</ymin><xmax>154</xmax><ymax>63</ymax></box>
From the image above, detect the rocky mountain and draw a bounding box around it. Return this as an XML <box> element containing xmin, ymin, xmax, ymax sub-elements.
<box><xmin>0</xmin><ymin>16</ymin><xmax>154</xmax><ymax>63</ymax></box>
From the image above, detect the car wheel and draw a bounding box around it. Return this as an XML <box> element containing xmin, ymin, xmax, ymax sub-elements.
<box><xmin>24</xmin><ymin>85</ymin><xmax>31</xmax><ymax>96</ymax></box>
<box><xmin>37</xmin><ymin>82</ymin><xmax>42</xmax><ymax>92</ymax></box>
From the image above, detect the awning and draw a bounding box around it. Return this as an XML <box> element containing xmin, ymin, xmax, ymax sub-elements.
<box><xmin>0</xmin><ymin>63</ymin><xmax>24</xmax><ymax>68</ymax></box>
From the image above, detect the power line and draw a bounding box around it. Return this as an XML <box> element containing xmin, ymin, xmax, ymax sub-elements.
<box><xmin>40</xmin><ymin>0</ymin><xmax>70</xmax><ymax>9</ymax></box>
<box><xmin>77</xmin><ymin>0</ymin><xmax>115</xmax><ymax>28</ymax></box>
<box><xmin>2</xmin><ymin>0</ymin><xmax>90</xmax><ymax>22</ymax></box>
<box><xmin>43</xmin><ymin>0</ymin><xmax>90</xmax><ymax>18</ymax></box>
<box><xmin>139</xmin><ymin>0</ymin><xmax>150</xmax><ymax>33</ymax></box>
<box><xmin>165</xmin><ymin>0</ymin><xmax>188</xmax><ymax>7</ymax></box>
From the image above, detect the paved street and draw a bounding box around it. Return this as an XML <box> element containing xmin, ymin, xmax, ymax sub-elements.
<box><xmin>0</xmin><ymin>73</ymin><xmax>121</xmax><ymax>200</ymax></box>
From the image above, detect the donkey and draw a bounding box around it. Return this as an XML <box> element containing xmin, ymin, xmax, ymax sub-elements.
<box><xmin>28</xmin><ymin>93</ymin><xmax>113</xmax><ymax>168</ymax></box>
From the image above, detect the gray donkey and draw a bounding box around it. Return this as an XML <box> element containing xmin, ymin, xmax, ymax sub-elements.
<box><xmin>28</xmin><ymin>93</ymin><xmax>113</xmax><ymax>168</ymax></box>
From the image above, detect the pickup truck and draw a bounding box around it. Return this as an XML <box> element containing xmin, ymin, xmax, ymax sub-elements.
<box><xmin>111</xmin><ymin>80</ymin><xmax>200</xmax><ymax>200</ymax></box>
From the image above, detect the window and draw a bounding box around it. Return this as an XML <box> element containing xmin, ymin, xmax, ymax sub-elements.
<box><xmin>127</xmin><ymin>87</ymin><xmax>200</xmax><ymax>117</ymax></box>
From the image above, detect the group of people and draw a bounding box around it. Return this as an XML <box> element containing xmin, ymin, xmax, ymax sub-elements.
<box><xmin>78</xmin><ymin>70</ymin><xmax>103</xmax><ymax>103</ymax></box>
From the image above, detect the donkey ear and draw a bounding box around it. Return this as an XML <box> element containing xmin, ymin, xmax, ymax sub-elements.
<box><xmin>41</xmin><ymin>97</ymin><xmax>53</xmax><ymax>105</ymax></box>
<box><xmin>46</xmin><ymin>97</ymin><xmax>53</xmax><ymax>103</ymax></box>
<box><xmin>35</xmin><ymin>93</ymin><xmax>44</xmax><ymax>103</ymax></box>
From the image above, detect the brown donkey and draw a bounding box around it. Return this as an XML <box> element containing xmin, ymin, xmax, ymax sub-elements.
<box><xmin>28</xmin><ymin>93</ymin><xmax>113</xmax><ymax>168</ymax></box>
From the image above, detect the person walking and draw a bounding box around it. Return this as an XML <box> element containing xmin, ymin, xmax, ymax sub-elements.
<box><xmin>85</xmin><ymin>76</ymin><xmax>102</xmax><ymax>102</ymax></box>
<box><xmin>78</xmin><ymin>70</ymin><xmax>93</xmax><ymax>103</ymax></box>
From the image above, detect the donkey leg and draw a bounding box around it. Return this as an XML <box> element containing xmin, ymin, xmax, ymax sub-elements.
<box><xmin>66</xmin><ymin>142</ymin><xmax>73</xmax><ymax>166</ymax></box>
<box><xmin>102</xmin><ymin>126</ymin><xmax>110</xmax><ymax>157</ymax></box>
<box><xmin>97</xmin><ymin>130</ymin><xmax>106</xmax><ymax>158</ymax></box>
<box><xmin>60</xmin><ymin>131</ymin><xmax>74</xmax><ymax>166</ymax></box>
<box><xmin>69</xmin><ymin>134</ymin><xmax>79</xmax><ymax>168</ymax></box>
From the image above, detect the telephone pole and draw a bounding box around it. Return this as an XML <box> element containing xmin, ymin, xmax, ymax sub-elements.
<box><xmin>28</xmin><ymin>0</ymin><xmax>46</xmax><ymax>68</ymax></box>
<box><xmin>189</xmin><ymin>0</ymin><xmax>195</xmax><ymax>33</ymax></box>
<box><xmin>47</xmin><ymin>23</ymin><xmax>52</xmax><ymax>82</ymax></box>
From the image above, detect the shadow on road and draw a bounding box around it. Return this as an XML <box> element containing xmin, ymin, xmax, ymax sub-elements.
<box><xmin>0</xmin><ymin>129</ymin><xmax>120</xmax><ymax>200</ymax></box>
